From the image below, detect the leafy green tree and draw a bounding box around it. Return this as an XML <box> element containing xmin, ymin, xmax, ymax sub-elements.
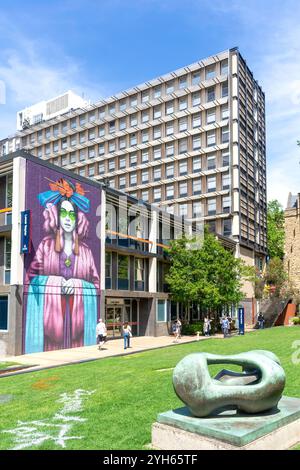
<box><xmin>166</xmin><ymin>230</ymin><xmax>246</xmax><ymax>316</ymax></box>
<box><xmin>264</xmin><ymin>257</ymin><xmax>287</xmax><ymax>297</ymax></box>
<box><xmin>267</xmin><ymin>199</ymin><xmax>285</xmax><ymax>259</ymax></box>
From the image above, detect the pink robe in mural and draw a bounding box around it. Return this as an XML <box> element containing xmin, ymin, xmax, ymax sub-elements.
<box><xmin>26</xmin><ymin>236</ymin><xmax>100</xmax><ymax>350</ymax></box>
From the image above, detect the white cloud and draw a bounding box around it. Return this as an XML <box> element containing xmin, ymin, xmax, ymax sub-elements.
<box><xmin>0</xmin><ymin>44</ymin><xmax>81</xmax><ymax>138</ymax></box>
<box><xmin>0</xmin><ymin>16</ymin><xmax>110</xmax><ymax>138</ymax></box>
<box><xmin>0</xmin><ymin>49</ymin><xmax>79</xmax><ymax>105</ymax></box>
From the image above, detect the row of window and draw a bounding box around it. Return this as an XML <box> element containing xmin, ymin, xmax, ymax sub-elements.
<box><xmin>125</xmin><ymin>177</ymin><xmax>230</xmax><ymax>204</ymax></box>
<box><xmin>105</xmin><ymin>253</ymin><xmax>147</xmax><ymax>291</ymax></box>
<box><xmin>27</xmin><ymin>82</ymin><xmax>229</xmax><ymax>145</ymax></box>
<box><xmin>107</xmin><ymin>170</ymin><xmax>230</xmax><ymax>195</ymax></box>
<box><xmin>164</xmin><ymin>196</ymin><xmax>231</xmax><ymax>217</ymax></box>
<box><xmin>107</xmin><ymin>194</ymin><xmax>231</xmax><ymax>220</ymax></box>
<box><xmin>100</xmin><ymin>102</ymin><xmax>228</xmax><ymax>134</ymax></box>
<box><xmin>74</xmin><ymin>150</ymin><xmax>230</xmax><ymax>180</ymax></box>
<box><xmin>35</xmin><ymin>105</ymin><xmax>229</xmax><ymax>156</ymax></box>
<box><xmin>206</xmin><ymin>219</ymin><xmax>232</xmax><ymax>237</ymax></box>
<box><xmin>98</xmin><ymin>127</ymin><xmax>228</xmax><ymax>154</ymax></box>
<box><xmin>44</xmin><ymin>128</ymin><xmax>229</xmax><ymax>165</ymax></box>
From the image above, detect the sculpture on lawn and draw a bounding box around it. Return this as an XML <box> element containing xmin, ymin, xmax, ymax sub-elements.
<box><xmin>173</xmin><ymin>350</ymin><xmax>286</xmax><ymax>417</ymax></box>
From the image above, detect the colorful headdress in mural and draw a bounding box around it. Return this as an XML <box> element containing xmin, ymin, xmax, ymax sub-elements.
<box><xmin>38</xmin><ymin>178</ymin><xmax>90</xmax><ymax>213</ymax></box>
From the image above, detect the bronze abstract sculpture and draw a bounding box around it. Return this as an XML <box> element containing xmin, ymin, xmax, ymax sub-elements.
<box><xmin>173</xmin><ymin>350</ymin><xmax>286</xmax><ymax>417</ymax></box>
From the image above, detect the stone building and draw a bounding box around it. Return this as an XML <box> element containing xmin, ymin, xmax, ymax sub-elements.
<box><xmin>284</xmin><ymin>193</ymin><xmax>300</xmax><ymax>292</ymax></box>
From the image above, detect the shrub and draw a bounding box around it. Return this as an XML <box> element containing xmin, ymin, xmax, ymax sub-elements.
<box><xmin>182</xmin><ymin>322</ymin><xmax>204</xmax><ymax>336</ymax></box>
<box><xmin>181</xmin><ymin>320</ymin><xmax>220</xmax><ymax>336</ymax></box>
<box><xmin>291</xmin><ymin>317</ymin><xmax>300</xmax><ymax>325</ymax></box>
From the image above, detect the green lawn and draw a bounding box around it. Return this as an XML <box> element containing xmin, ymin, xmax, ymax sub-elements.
<box><xmin>0</xmin><ymin>327</ymin><xmax>300</xmax><ymax>450</ymax></box>
<box><xmin>0</xmin><ymin>362</ymin><xmax>20</xmax><ymax>371</ymax></box>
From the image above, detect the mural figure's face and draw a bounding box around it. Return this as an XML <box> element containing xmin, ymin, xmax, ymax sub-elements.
<box><xmin>60</xmin><ymin>200</ymin><xmax>76</xmax><ymax>233</ymax></box>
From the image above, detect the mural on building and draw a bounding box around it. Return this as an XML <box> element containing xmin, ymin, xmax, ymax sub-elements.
<box><xmin>23</xmin><ymin>161</ymin><xmax>100</xmax><ymax>353</ymax></box>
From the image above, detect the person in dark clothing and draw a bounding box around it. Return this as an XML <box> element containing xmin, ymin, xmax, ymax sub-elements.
<box><xmin>257</xmin><ymin>312</ymin><xmax>265</xmax><ymax>329</ymax></box>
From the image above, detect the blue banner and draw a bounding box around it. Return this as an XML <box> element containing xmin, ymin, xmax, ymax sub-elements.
<box><xmin>238</xmin><ymin>306</ymin><xmax>245</xmax><ymax>335</ymax></box>
<box><xmin>20</xmin><ymin>210</ymin><xmax>31</xmax><ymax>253</ymax></box>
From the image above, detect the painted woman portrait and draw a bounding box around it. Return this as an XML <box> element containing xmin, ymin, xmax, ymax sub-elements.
<box><xmin>24</xmin><ymin>178</ymin><xmax>100</xmax><ymax>353</ymax></box>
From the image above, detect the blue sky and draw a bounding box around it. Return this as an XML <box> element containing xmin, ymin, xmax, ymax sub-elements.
<box><xmin>0</xmin><ymin>0</ymin><xmax>299</xmax><ymax>205</ymax></box>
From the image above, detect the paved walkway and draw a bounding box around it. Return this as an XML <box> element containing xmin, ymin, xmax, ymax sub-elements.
<box><xmin>0</xmin><ymin>335</ymin><xmax>213</xmax><ymax>377</ymax></box>
<box><xmin>1</xmin><ymin>328</ymin><xmax>256</xmax><ymax>377</ymax></box>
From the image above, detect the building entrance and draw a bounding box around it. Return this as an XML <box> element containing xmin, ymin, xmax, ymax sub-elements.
<box><xmin>106</xmin><ymin>305</ymin><xmax>123</xmax><ymax>337</ymax></box>
<box><xmin>105</xmin><ymin>298</ymin><xmax>139</xmax><ymax>337</ymax></box>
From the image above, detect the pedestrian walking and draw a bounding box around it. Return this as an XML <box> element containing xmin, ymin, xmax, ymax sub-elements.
<box><xmin>203</xmin><ymin>317</ymin><xmax>211</xmax><ymax>337</ymax></box>
<box><xmin>123</xmin><ymin>322</ymin><xmax>132</xmax><ymax>350</ymax></box>
<box><xmin>220</xmin><ymin>316</ymin><xmax>229</xmax><ymax>338</ymax></box>
<box><xmin>227</xmin><ymin>316</ymin><xmax>232</xmax><ymax>335</ymax></box>
<box><xmin>177</xmin><ymin>318</ymin><xmax>182</xmax><ymax>339</ymax></box>
<box><xmin>96</xmin><ymin>318</ymin><xmax>107</xmax><ymax>350</ymax></box>
<box><xmin>172</xmin><ymin>320</ymin><xmax>180</xmax><ymax>343</ymax></box>
<box><xmin>257</xmin><ymin>312</ymin><xmax>265</xmax><ymax>329</ymax></box>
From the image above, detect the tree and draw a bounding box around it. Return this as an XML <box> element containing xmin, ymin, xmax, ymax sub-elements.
<box><xmin>264</xmin><ymin>257</ymin><xmax>287</xmax><ymax>297</ymax></box>
<box><xmin>166</xmin><ymin>231</ymin><xmax>246</xmax><ymax>317</ymax></box>
<box><xmin>250</xmin><ymin>256</ymin><xmax>296</xmax><ymax>300</ymax></box>
<box><xmin>267</xmin><ymin>200</ymin><xmax>285</xmax><ymax>259</ymax></box>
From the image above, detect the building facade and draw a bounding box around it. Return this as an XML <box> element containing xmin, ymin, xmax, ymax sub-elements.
<box><xmin>1</xmin><ymin>47</ymin><xmax>267</xmax><ymax>325</ymax></box>
<box><xmin>0</xmin><ymin>151</ymin><xmax>200</xmax><ymax>356</ymax></box>
<box><xmin>15</xmin><ymin>48</ymin><xmax>267</xmax><ymax>256</ymax></box>
<box><xmin>0</xmin><ymin>136</ymin><xmax>21</xmax><ymax>157</ymax></box>
<box><xmin>284</xmin><ymin>193</ymin><xmax>300</xmax><ymax>292</ymax></box>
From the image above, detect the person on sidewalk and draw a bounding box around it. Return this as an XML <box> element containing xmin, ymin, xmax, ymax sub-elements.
<box><xmin>96</xmin><ymin>318</ymin><xmax>107</xmax><ymax>350</ymax></box>
<box><xmin>122</xmin><ymin>322</ymin><xmax>132</xmax><ymax>350</ymax></box>
<box><xmin>172</xmin><ymin>320</ymin><xmax>181</xmax><ymax>343</ymax></box>
<box><xmin>257</xmin><ymin>312</ymin><xmax>265</xmax><ymax>329</ymax></box>
<box><xmin>203</xmin><ymin>317</ymin><xmax>211</xmax><ymax>337</ymax></box>
<box><xmin>227</xmin><ymin>316</ymin><xmax>232</xmax><ymax>336</ymax></box>
<box><xmin>177</xmin><ymin>318</ymin><xmax>182</xmax><ymax>339</ymax></box>
<box><xmin>220</xmin><ymin>316</ymin><xmax>229</xmax><ymax>338</ymax></box>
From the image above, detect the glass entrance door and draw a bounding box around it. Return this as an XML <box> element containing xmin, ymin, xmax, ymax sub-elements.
<box><xmin>106</xmin><ymin>306</ymin><xmax>123</xmax><ymax>337</ymax></box>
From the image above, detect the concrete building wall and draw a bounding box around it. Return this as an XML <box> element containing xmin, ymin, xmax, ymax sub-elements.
<box><xmin>240</xmin><ymin>298</ymin><xmax>255</xmax><ymax>325</ymax></box>
<box><xmin>0</xmin><ymin>285</ymin><xmax>22</xmax><ymax>355</ymax></box>
<box><xmin>238</xmin><ymin>245</ymin><xmax>255</xmax><ymax>298</ymax></box>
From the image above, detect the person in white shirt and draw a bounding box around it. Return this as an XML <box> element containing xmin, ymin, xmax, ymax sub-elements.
<box><xmin>123</xmin><ymin>322</ymin><xmax>132</xmax><ymax>349</ymax></box>
<box><xmin>203</xmin><ymin>317</ymin><xmax>211</xmax><ymax>337</ymax></box>
<box><xmin>96</xmin><ymin>319</ymin><xmax>107</xmax><ymax>350</ymax></box>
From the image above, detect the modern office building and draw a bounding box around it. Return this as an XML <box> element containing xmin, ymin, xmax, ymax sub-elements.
<box><xmin>0</xmin><ymin>150</ymin><xmax>201</xmax><ymax>356</ymax></box>
<box><xmin>1</xmin><ymin>47</ymin><xmax>267</xmax><ymax>323</ymax></box>
<box><xmin>284</xmin><ymin>193</ymin><xmax>300</xmax><ymax>292</ymax></box>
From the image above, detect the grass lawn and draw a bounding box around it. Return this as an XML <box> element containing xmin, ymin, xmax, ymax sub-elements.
<box><xmin>0</xmin><ymin>327</ymin><xmax>300</xmax><ymax>450</ymax></box>
<box><xmin>0</xmin><ymin>362</ymin><xmax>20</xmax><ymax>371</ymax></box>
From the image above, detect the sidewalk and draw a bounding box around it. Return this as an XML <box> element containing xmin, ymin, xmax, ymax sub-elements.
<box><xmin>1</xmin><ymin>327</ymin><xmax>257</xmax><ymax>378</ymax></box>
<box><xmin>0</xmin><ymin>334</ymin><xmax>213</xmax><ymax>377</ymax></box>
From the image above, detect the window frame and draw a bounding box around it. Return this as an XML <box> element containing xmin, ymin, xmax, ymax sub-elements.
<box><xmin>0</xmin><ymin>295</ymin><xmax>9</xmax><ymax>331</ymax></box>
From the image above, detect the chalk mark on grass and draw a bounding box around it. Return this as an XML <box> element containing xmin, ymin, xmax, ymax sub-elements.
<box><xmin>2</xmin><ymin>389</ymin><xmax>95</xmax><ymax>450</ymax></box>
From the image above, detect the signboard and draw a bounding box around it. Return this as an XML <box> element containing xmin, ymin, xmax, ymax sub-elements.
<box><xmin>106</xmin><ymin>298</ymin><xmax>125</xmax><ymax>306</ymax></box>
<box><xmin>238</xmin><ymin>306</ymin><xmax>245</xmax><ymax>335</ymax></box>
<box><xmin>20</xmin><ymin>210</ymin><xmax>31</xmax><ymax>254</ymax></box>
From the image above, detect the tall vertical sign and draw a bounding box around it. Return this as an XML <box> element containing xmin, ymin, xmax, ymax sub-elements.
<box><xmin>238</xmin><ymin>306</ymin><xmax>245</xmax><ymax>335</ymax></box>
<box><xmin>20</xmin><ymin>210</ymin><xmax>31</xmax><ymax>254</ymax></box>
